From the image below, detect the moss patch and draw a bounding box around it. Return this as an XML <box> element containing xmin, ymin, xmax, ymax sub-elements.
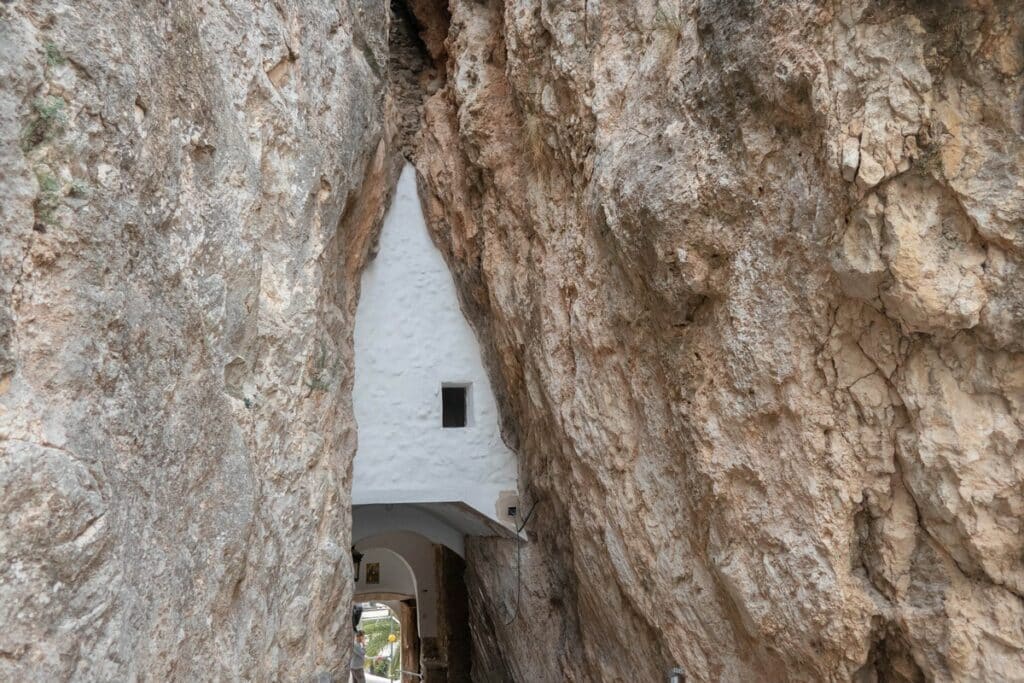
<box><xmin>20</xmin><ymin>96</ymin><xmax>66</xmax><ymax>153</ymax></box>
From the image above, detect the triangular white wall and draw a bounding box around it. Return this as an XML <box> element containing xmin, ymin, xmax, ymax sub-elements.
<box><xmin>352</xmin><ymin>164</ymin><xmax>517</xmax><ymax>523</ymax></box>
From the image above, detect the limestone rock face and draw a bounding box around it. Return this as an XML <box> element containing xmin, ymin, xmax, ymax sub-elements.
<box><xmin>3</xmin><ymin>0</ymin><xmax>1022</xmax><ymax>680</ymax></box>
<box><xmin>413</xmin><ymin>1</ymin><xmax>1024</xmax><ymax>680</ymax></box>
<box><xmin>0</xmin><ymin>1</ymin><xmax>391</xmax><ymax>678</ymax></box>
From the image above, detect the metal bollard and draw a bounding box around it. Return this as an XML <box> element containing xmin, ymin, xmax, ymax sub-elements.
<box><xmin>667</xmin><ymin>666</ymin><xmax>687</xmax><ymax>683</ymax></box>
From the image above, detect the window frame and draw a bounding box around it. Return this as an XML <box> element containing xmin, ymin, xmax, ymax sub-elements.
<box><xmin>441</xmin><ymin>383</ymin><xmax>472</xmax><ymax>428</ymax></box>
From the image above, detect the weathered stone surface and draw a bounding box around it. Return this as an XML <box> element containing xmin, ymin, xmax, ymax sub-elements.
<box><xmin>412</xmin><ymin>1</ymin><xmax>1024</xmax><ymax>680</ymax></box>
<box><xmin>3</xmin><ymin>0</ymin><xmax>1022</xmax><ymax>680</ymax></box>
<box><xmin>0</xmin><ymin>0</ymin><xmax>393</xmax><ymax>678</ymax></box>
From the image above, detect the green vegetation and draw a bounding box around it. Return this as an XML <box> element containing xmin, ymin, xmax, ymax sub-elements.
<box><xmin>20</xmin><ymin>96</ymin><xmax>66</xmax><ymax>153</ymax></box>
<box><xmin>34</xmin><ymin>168</ymin><xmax>62</xmax><ymax>228</ymax></box>
<box><xmin>44</xmin><ymin>42</ymin><xmax>66</xmax><ymax>67</ymax></box>
<box><xmin>363</xmin><ymin>615</ymin><xmax>401</xmax><ymax>680</ymax></box>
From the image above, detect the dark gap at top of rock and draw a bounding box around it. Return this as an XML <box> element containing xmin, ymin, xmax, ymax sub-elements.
<box><xmin>388</xmin><ymin>0</ymin><xmax>446</xmax><ymax>162</ymax></box>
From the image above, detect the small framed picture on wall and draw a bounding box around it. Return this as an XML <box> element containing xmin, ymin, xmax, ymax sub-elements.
<box><xmin>366</xmin><ymin>562</ymin><xmax>380</xmax><ymax>585</ymax></box>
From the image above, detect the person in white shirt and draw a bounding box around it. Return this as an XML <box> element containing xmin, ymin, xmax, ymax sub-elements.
<box><xmin>350</xmin><ymin>631</ymin><xmax>367</xmax><ymax>683</ymax></box>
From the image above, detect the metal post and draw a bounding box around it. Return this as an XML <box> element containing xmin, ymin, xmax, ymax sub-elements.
<box><xmin>667</xmin><ymin>666</ymin><xmax>687</xmax><ymax>683</ymax></box>
<box><xmin>388</xmin><ymin>619</ymin><xmax>395</xmax><ymax>682</ymax></box>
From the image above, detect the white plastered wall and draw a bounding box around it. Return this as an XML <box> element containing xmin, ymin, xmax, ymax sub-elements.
<box><xmin>352</xmin><ymin>163</ymin><xmax>517</xmax><ymax>523</ymax></box>
<box><xmin>354</xmin><ymin>547</ymin><xmax>416</xmax><ymax>599</ymax></box>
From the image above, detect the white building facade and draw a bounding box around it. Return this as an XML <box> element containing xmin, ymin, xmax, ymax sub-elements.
<box><xmin>352</xmin><ymin>163</ymin><xmax>519</xmax><ymax>527</ymax></box>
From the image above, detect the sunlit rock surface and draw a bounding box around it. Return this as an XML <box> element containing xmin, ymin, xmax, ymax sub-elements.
<box><xmin>413</xmin><ymin>1</ymin><xmax>1024</xmax><ymax>680</ymax></box>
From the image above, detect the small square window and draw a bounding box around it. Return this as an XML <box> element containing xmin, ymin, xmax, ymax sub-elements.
<box><xmin>442</xmin><ymin>386</ymin><xmax>467</xmax><ymax>428</ymax></box>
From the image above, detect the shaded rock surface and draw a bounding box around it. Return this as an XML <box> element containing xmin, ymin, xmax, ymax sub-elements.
<box><xmin>409</xmin><ymin>0</ymin><xmax>1024</xmax><ymax>681</ymax></box>
<box><xmin>0</xmin><ymin>0</ymin><xmax>397</xmax><ymax>678</ymax></box>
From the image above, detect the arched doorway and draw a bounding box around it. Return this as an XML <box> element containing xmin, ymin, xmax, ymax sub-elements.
<box><xmin>353</xmin><ymin>524</ymin><xmax>475</xmax><ymax>682</ymax></box>
<box><xmin>354</xmin><ymin>544</ymin><xmax>419</xmax><ymax>682</ymax></box>
<box><xmin>354</xmin><ymin>601</ymin><xmax>404</xmax><ymax>681</ymax></box>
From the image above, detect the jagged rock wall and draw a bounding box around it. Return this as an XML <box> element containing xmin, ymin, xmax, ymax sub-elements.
<box><xmin>412</xmin><ymin>1</ymin><xmax>1024</xmax><ymax>681</ymax></box>
<box><xmin>0</xmin><ymin>1</ymin><xmax>395</xmax><ymax>678</ymax></box>
<box><xmin>3</xmin><ymin>0</ymin><xmax>1021</xmax><ymax>680</ymax></box>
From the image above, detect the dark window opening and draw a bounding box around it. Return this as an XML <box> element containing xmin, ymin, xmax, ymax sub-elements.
<box><xmin>442</xmin><ymin>386</ymin><xmax>467</xmax><ymax>428</ymax></box>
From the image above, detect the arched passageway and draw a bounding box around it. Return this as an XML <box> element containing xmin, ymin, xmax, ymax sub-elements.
<box><xmin>353</xmin><ymin>529</ymin><xmax>476</xmax><ymax>682</ymax></box>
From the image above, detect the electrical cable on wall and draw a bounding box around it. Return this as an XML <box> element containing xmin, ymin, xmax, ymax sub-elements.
<box><xmin>503</xmin><ymin>498</ymin><xmax>539</xmax><ymax>626</ymax></box>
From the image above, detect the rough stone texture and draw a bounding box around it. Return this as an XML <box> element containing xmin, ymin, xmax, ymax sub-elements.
<box><xmin>3</xmin><ymin>0</ymin><xmax>1022</xmax><ymax>680</ymax></box>
<box><xmin>0</xmin><ymin>0</ymin><xmax>395</xmax><ymax>678</ymax></box>
<box><xmin>412</xmin><ymin>1</ymin><xmax>1024</xmax><ymax>681</ymax></box>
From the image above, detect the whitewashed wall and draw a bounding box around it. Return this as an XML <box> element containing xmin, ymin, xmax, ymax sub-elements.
<box><xmin>352</xmin><ymin>164</ymin><xmax>517</xmax><ymax>522</ymax></box>
<box><xmin>355</xmin><ymin>532</ymin><xmax>438</xmax><ymax>637</ymax></box>
<box><xmin>354</xmin><ymin>547</ymin><xmax>416</xmax><ymax>600</ymax></box>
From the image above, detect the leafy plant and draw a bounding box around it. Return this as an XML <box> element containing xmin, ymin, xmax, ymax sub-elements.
<box><xmin>362</xmin><ymin>615</ymin><xmax>401</xmax><ymax>679</ymax></box>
